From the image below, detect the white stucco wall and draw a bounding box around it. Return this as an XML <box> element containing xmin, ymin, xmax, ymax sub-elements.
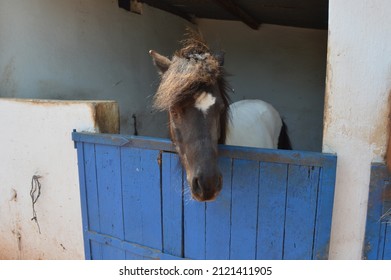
<box><xmin>324</xmin><ymin>0</ymin><xmax>391</xmax><ymax>259</ymax></box>
<box><xmin>0</xmin><ymin>98</ymin><xmax>118</xmax><ymax>259</ymax></box>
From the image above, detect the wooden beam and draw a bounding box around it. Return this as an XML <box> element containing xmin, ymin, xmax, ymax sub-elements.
<box><xmin>212</xmin><ymin>0</ymin><xmax>260</xmax><ymax>30</ymax></box>
<box><xmin>117</xmin><ymin>0</ymin><xmax>143</xmax><ymax>15</ymax></box>
<box><xmin>118</xmin><ymin>0</ymin><xmax>131</xmax><ymax>11</ymax></box>
<box><xmin>139</xmin><ymin>1</ymin><xmax>196</xmax><ymax>24</ymax></box>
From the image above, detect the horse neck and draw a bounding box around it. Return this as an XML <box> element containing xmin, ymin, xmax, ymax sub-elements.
<box><xmin>217</xmin><ymin>79</ymin><xmax>230</xmax><ymax>145</ymax></box>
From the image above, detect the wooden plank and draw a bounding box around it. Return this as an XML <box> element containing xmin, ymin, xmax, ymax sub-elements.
<box><xmin>137</xmin><ymin>0</ymin><xmax>196</xmax><ymax>24</ymax></box>
<box><xmin>125</xmin><ymin>251</ymin><xmax>148</xmax><ymax>260</ymax></box>
<box><xmin>121</xmin><ymin>147</ymin><xmax>162</xmax><ymax>250</ymax></box>
<box><xmin>83</xmin><ymin>143</ymin><xmax>100</xmax><ymax>233</ymax></box>
<box><xmin>205</xmin><ymin>157</ymin><xmax>232</xmax><ymax>259</ymax></box>
<box><xmin>363</xmin><ymin>164</ymin><xmax>390</xmax><ymax>259</ymax></box>
<box><xmin>75</xmin><ymin>142</ymin><xmax>92</xmax><ymax>259</ymax></box>
<box><xmin>101</xmin><ymin>243</ymin><xmax>126</xmax><ymax>260</ymax></box>
<box><xmin>220</xmin><ymin>145</ymin><xmax>336</xmax><ymax>167</ymax></box>
<box><xmin>95</xmin><ymin>145</ymin><xmax>124</xmax><ymax>239</ymax></box>
<box><xmin>184</xmin><ymin>178</ymin><xmax>206</xmax><ymax>259</ymax></box>
<box><xmin>86</xmin><ymin>231</ymin><xmax>182</xmax><ymax>260</ymax></box>
<box><xmin>230</xmin><ymin>159</ymin><xmax>260</xmax><ymax>259</ymax></box>
<box><xmin>212</xmin><ymin>0</ymin><xmax>260</xmax><ymax>30</ymax></box>
<box><xmin>377</xmin><ymin>223</ymin><xmax>387</xmax><ymax>259</ymax></box>
<box><xmin>90</xmin><ymin>240</ymin><xmax>102</xmax><ymax>260</ymax></box>
<box><xmin>256</xmin><ymin>162</ymin><xmax>288</xmax><ymax>259</ymax></box>
<box><xmin>73</xmin><ymin>132</ymin><xmax>336</xmax><ymax>167</ymax></box>
<box><xmin>380</xmin><ymin>181</ymin><xmax>391</xmax><ymax>259</ymax></box>
<box><xmin>378</xmin><ymin>195</ymin><xmax>391</xmax><ymax>259</ymax></box>
<box><xmin>162</xmin><ymin>152</ymin><xmax>183</xmax><ymax>258</ymax></box>
<box><xmin>283</xmin><ymin>165</ymin><xmax>320</xmax><ymax>260</ymax></box>
<box><xmin>72</xmin><ymin>131</ymin><xmax>174</xmax><ymax>151</ymax></box>
<box><xmin>382</xmin><ymin>224</ymin><xmax>391</xmax><ymax>259</ymax></box>
<box><xmin>312</xmin><ymin>161</ymin><xmax>337</xmax><ymax>259</ymax></box>
<box><xmin>382</xmin><ymin>186</ymin><xmax>391</xmax><ymax>259</ymax></box>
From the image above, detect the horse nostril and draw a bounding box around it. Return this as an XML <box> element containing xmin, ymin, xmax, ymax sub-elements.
<box><xmin>191</xmin><ymin>174</ymin><xmax>223</xmax><ymax>202</ymax></box>
<box><xmin>192</xmin><ymin>177</ymin><xmax>203</xmax><ymax>195</ymax></box>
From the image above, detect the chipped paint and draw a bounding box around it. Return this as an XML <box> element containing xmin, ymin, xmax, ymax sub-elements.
<box><xmin>94</xmin><ymin>102</ymin><xmax>120</xmax><ymax>133</ymax></box>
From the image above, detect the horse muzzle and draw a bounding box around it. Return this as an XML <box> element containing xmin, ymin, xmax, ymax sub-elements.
<box><xmin>190</xmin><ymin>172</ymin><xmax>223</xmax><ymax>202</ymax></box>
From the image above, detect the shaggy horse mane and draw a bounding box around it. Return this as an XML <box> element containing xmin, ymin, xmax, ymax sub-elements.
<box><xmin>153</xmin><ymin>30</ymin><xmax>228</xmax><ymax>111</ymax></box>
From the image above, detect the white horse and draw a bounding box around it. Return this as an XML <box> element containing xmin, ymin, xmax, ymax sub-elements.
<box><xmin>226</xmin><ymin>99</ymin><xmax>284</xmax><ymax>149</ymax></box>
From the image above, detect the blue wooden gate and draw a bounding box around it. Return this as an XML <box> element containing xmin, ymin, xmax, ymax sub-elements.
<box><xmin>72</xmin><ymin>131</ymin><xmax>337</xmax><ymax>260</ymax></box>
<box><xmin>364</xmin><ymin>164</ymin><xmax>391</xmax><ymax>259</ymax></box>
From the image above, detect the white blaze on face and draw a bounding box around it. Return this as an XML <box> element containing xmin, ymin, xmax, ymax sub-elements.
<box><xmin>194</xmin><ymin>92</ymin><xmax>216</xmax><ymax>115</ymax></box>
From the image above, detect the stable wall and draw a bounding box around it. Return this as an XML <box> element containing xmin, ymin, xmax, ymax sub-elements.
<box><xmin>0</xmin><ymin>0</ymin><xmax>186</xmax><ymax>137</ymax></box>
<box><xmin>0</xmin><ymin>0</ymin><xmax>327</xmax><ymax>152</ymax></box>
<box><xmin>324</xmin><ymin>0</ymin><xmax>391</xmax><ymax>259</ymax></box>
<box><xmin>0</xmin><ymin>98</ymin><xmax>118</xmax><ymax>259</ymax></box>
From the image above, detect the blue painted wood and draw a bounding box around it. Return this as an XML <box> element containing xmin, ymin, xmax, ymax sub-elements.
<box><xmin>121</xmin><ymin>147</ymin><xmax>162</xmax><ymax>250</ymax></box>
<box><xmin>73</xmin><ymin>132</ymin><xmax>337</xmax><ymax>260</ymax></box>
<box><xmin>205</xmin><ymin>157</ymin><xmax>232</xmax><ymax>259</ymax></box>
<box><xmin>94</xmin><ymin>145</ymin><xmax>124</xmax><ymax>239</ymax></box>
<box><xmin>184</xmin><ymin>180</ymin><xmax>206</xmax><ymax>259</ymax></box>
<box><xmin>312</xmin><ymin>161</ymin><xmax>337</xmax><ymax>259</ymax></box>
<box><xmin>162</xmin><ymin>152</ymin><xmax>183</xmax><ymax>257</ymax></box>
<box><xmin>83</xmin><ymin>143</ymin><xmax>100</xmax><ymax>233</ymax></box>
<box><xmin>75</xmin><ymin>142</ymin><xmax>92</xmax><ymax>259</ymax></box>
<box><xmin>364</xmin><ymin>165</ymin><xmax>386</xmax><ymax>259</ymax></box>
<box><xmin>256</xmin><ymin>162</ymin><xmax>288</xmax><ymax>259</ymax></box>
<box><xmin>86</xmin><ymin>231</ymin><xmax>183</xmax><ymax>260</ymax></box>
<box><xmin>383</xmin><ymin>197</ymin><xmax>391</xmax><ymax>259</ymax></box>
<box><xmin>72</xmin><ymin>131</ymin><xmax>174</xmax><ymax>151</ymax></box>
<box><xmin>364</xmin><ymin>164</ymin><xmax>391</xmax><ymax>260</ymax></box>
<box><xmin>384</xmin><ymin>224</ymin><xmax>391</xmax><ymax>259</ymax></box>
<box><xmin>283</xmin><ymin>165</ymin><xmax>320</xmax><ymax>259</ymax></box>
<box><xmin>230</xmin><ymin>159</ymin><xmax>259</xmax><ymax>259</ymax></box>
<box><xmin>72</xmin><ymin>131</ymin><xmax>336</xmax><ymax>166</ymax></box>
<box><xmin>90</xmin><ymin>240</ymin><xmax>102</xmax><ymax>260</ymax></box>
<box><xmin>378</xmin><ymin>223</ymin><xmax>387</xmax><ymax>259</ymax></box>
<box><xmin>101</xmin><ymin>243</ymin><xmax>126</xmax><ymax>260</ymax></box>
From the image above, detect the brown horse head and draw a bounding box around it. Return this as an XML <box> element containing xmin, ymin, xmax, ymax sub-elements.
<box><xmin>150</xmin><ymin>31</ymin><xmax>230</xmax><ymax>202</ymax></box>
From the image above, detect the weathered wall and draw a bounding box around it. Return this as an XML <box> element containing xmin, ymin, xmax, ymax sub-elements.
<box><xmin>0</xmin><ymin>98</ymin><xmax>118</xmax><ymax>259</ymax></box>
<box><xmin>0</xmin><ymin>0</ymin><xmax>327</xmax><ymax>152</ymax></box>
<box><xmin>0</xmin><ymin>0</ymin><xmax>186</xmax><ymax>137</ymax></box>
<box><xmin>324</xmin><ymin>0</ymin><xmax>391</xmax><ymax>259</ymax></box>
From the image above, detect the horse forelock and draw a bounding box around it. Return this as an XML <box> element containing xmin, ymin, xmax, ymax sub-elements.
<box><xmin>177</xmin><ymin>28</ymin><xmax>210</xmax><ymax>58</ymax></box>
<box><xmin>153</xmin><ymin>32</ymin><xmax>224</xmax><ymax>111</ymax></box>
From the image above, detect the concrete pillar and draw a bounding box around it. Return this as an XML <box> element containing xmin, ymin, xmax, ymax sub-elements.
<box><xmin>323</xmin><ymin>0</ymin><xmax>391</xmax><ymax>259</ymax></box>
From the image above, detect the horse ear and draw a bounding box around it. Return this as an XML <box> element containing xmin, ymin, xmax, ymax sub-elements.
<box><xmin>149</xmin><ymin>50</ymin><xmax>171</xmax><ymax>74</ymax></box>
<box><xmin>214</xmin><ymin>51</ymin><xmax>225</xmax><ymax>66</ymax></box>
